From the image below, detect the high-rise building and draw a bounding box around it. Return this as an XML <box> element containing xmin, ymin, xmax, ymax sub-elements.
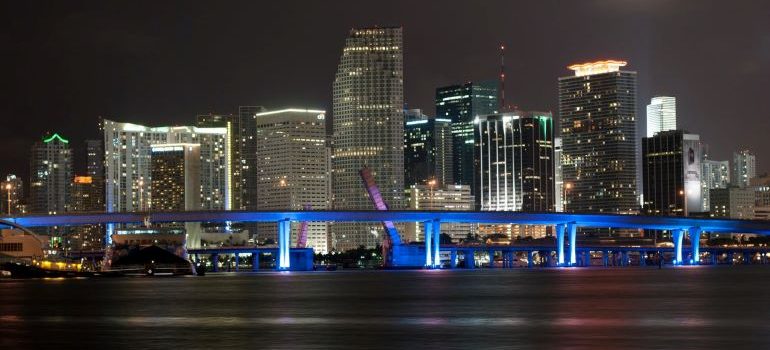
<box><xmin>29</xmin><ymin>133</ymin><xmax>72</xmax><ymax>215</ymax></box>
<box><xmin>733</xmin><ymin>150</ymin><xmax>756</xmax><ymax>188</ymax></box>
<box><xmin>474</xmin><ymin>111</ymin><xmax>555</xmax><ymax>212</ymax></box>
<box><xmin>332</xmin><ymin>26</ymin><xmax>405</xmax><ymax>251</ymax></box>
<box><xmin>435</xmin><ymin>81</ymin><xmax>498</xmax><ymax>192</ymax></box>
<box><xmin>554</xmin><ymin>137</ymin><xmax>564</xmax><ymax>212</ymax></box>
<box><xmin>559</xmin><ymin>60</ymin><xmax>638</xmax><ymax>214</ymax></box>
<box><xmin>642</xmin><ymin>130</ymin><xmax>703</xmax><ymax>216</ymax></box>
<box><xmin>103</xmin><ymin>120</ymin><xmax>230</xmax><ymax>214</ymax></box>
<box><xmin>198</xmin><ymin>112</ymin><xmax>244</xmax><ymax>210</ymax></box>
<box><xmin>1</xmin><ymin>175</ymin><xmax>24</xmax><ymax>215</ymax></box>
<box><xmin>404</xmin><ymin>109</ymin><xmax>453</xmax><ymax>186</ymax></box>
<box><xmin>710</xmin><ymin>187</ymin><xmax>755</xmax><ymax>219</ymax></box>
<box><xmin>646</xmin><ymin>96</ymin><xmax>677</xmax><ymax>137</ymax></box>
<box><xmin>67</xmin><ymin>176</ymin><xmax>103</xmax><ymax>250</ymax></box>
<box><xmin>254</xmin><ymin>108</ymin><xmax>330</xmax><ymax>253</ymax></box>
<box><xmin>238</xmin><ymin>106</ymin><xmax>267</xmax><ymax>210</ymax></box>
<box><xmin>405</xmin><ymin>184</ymin><xmax>474</xmax><ymax>243</ymax></box>
<box><xmin>150</xmin><ymin>144</ymin><xmax>201</xmax><ymax>211</ymax></box>
<box><xmin>701</xmin><ymin>159</ymin><xmax>730</xmax><ymax>211</ymax></box>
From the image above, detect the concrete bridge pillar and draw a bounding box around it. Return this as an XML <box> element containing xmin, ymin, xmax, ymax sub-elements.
<box><xmin>672</xmin><ymin>229</ymin><xmax>684</xmax><ymax>265</ymax></box>
<box><xmin>567</xmin><ymin>222</ymin><xmax>577</xmax><ymax>266</ymax></box>
<box><xmin>583</xmin><ymin>250</ymin><xmax>591</xmax><ymax>267</ymax></box>
<box><xmin>450</xmin><ymin>250</ymin><xmax>457</xmax><ymax>269</ymax></box>
<box><xmin>212</xmin><ymin>253</ymin><xmax>219</xmax><ymax>272</ymax></box>
<box><xmin>465</xmin><ymin>250</ymin><xmax>475</xmax><ymax>269</ymax></box>
<box><xmin>234</xmin><ymin>253</ymin><xmax>240</xmax><ymax>272</ymax></box>
<box><xmin>711</xmin><ymin>251</ymin><xmax>717</xmax><ymax>265</ymax></box>
<box><xmin>689</xmin><ymin>227</ymin><xmax>702</xmax><ymax>265</ymax></box>
<box><xmin>277</xmin><ymin>219</ymin><xmax>291</xmax><ymax>270</ymax></box>
<box><xmin>744</xmin><ymin>251</ymin><xmax>752</xmax><ymax>265</ymax></box>
<box><xmin>423</xmin><ymin>220</ymin><xmax>433</xmax><ymax>267</ymax></box>
<box><xmin>527</xmin><ymin>251</ymin><xmax>533</xmax><ymax>268</ymax></box>
<box><xmin>432</xmin><ymin>219</ymin><xmax>441</xmax><ymax>268</ymax></box>
<box><xmin>602</xmin><ymin>251</ymin><xmax>608</xmax><ymax>267</ymax></box>
<box><xmin>555</xmin><ymin>224</ymin><xmax>565</xmax><ymax>266</ymax></box>
<box><xmin>488</xmin><ymin>250</ymin><xmax>495</xmax><ymax>268</ymax></box>
<box><xmin>252</xmin><ymin>253</ymin><xmax>260</xmax><ymax>271</ymax></box>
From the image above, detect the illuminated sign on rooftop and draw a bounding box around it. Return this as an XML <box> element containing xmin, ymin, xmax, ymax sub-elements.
<box><xmin>567</xmin><ymin>60</ymin><xmax>628</xmax><ymax>77</ymax></box>
<box><xmin>43</xmin><ymin>133</ymin><xmax>69</xmax><ymax>144</ymax></box>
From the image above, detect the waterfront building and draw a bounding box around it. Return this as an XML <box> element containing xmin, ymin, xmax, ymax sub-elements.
<box><xmin>198</xmin><ymin>112</ymin><xmax>252</xmax><ymax>211</ymax></box>
<box><xmin>404</xmin><ymin>109</ymin><xmax>453</xmax><ymax>186</ymax></box>
<box><xmin>710</xmin><ymin>186</ymin><xmax>755</xmax><ymax>219</ymax></box>
<box><xmin>554</xmin><ymin>138</ymin><xmax>564</xmax><ymax>212</ymax></box>
<box><xmin>254</xmin><ymin>108</ymin><xmax>330</xmax><ymax>253</ymax></box>
<box><xmin>150</xmin><ymin>144</ymin><xmax>201</xmax><ymax>211</ymax></box>
<box><xmin>733</xmin><ymin>150</ymin><xmax>756</xmax><ymax>188</ymax></box>
<box><xmin>642</xmin><ymin>130</ymin><xmax>703</xmax><ymax>216</ymax></box>
<box><xmin>1</xmin><ymin>175</ymin><xmax>24</xmax><ymax>215</ymax></box>
<box><xmin>29</xmin><ymin>133</ymin><xmax>72</xmax><ymax>215</ymax></box>
<box><xmin>67</xmin><ymin>176</ymin><xmax>103</xmax><ymax>249</ymax></box>
<box><xmin>701</xmin><ymin>159</ymin><xmax>730</xmax><ymax>211</ymax></box>
<box><xmin>405</xmin><ymin>184</ymin><xmax>474</xmax><ymax>243</ymax></box>
<box><xmin>474</xmin><ymin>111</ymin><xmax>555</xmax><ymax>212</ymax></box>
<box><xmin>646</xmin><ymin>96</ymin><xmax>677</xmax><ymax>137</ymax></box>
<box><xmin>558</xmin><ymin>60</ymin><xmax>638</xmax><ymax>214</ymax></box>
<box><xmin>332</xmin><ymin>26</ymin><xmax>405</xmax><ymax>251</ymax></box>
<box><xmin>435</xmin><ymin>81</ymin><xmax>498</xmax><ymax>193</ymax></box>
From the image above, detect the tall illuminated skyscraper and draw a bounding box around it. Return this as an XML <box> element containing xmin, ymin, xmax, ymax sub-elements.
<box><xmin>642</xmin><ymin>130</ymin><xmax>703</xmax><ymax>216</ymax></box>
<box><xmin>435</xmin><ymin>81</ymin><xmax>498</xmax><ymax>193</ymax></box>
<box><xmin>404</xmin><ymin>109</ymin><xmax>453</xmax><ymax>186</ymax></box>
<box><xmin>1</xmin><ymin>175</ymin><xmax>24</xmax><ymax>215</ymax></box>
<box><xmin>254</xmin><ymin>108</ymin><xmax>330</xmax><ymax>253</ymax></box>
<box><xmin>559</xmin><ymin>60</ymin><xmax>638</xmax><ymax>214</ymax></box>
<box><xmin>733</xmin><ymin>149</ymin><xmax>756</xmax><ymax>188</ymax></box>
<box><xmin>29</xmin><ymin>133</ymin><xmax>72</xmax><ymax>215</ymax></box>
<box><xmin>332</xmin><ymin>27</ymin><xmax>404</xmax><ymax>251</ymax></box>
<box><xmin>646</xmin><ymin>96</ymin><xmax>677</xmax><ymax>137</ymax></box>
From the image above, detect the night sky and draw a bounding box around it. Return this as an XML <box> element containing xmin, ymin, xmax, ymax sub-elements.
<box><xmin>2</xmin><ymin>0</ymin><xmax>769</xmax><ymax>180</ymax></box>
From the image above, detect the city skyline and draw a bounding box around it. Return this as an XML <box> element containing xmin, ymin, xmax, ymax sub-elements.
<box><xmin>2</xmin><ymin>1</ymin><xmax>770</xmax><ymax>180</ymax></box>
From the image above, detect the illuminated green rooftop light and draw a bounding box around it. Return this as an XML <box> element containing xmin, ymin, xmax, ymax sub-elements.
<box><xmin>43</xmin><ymin>133</ymin><xmax>69</xmax><ymax>144</ymax></box>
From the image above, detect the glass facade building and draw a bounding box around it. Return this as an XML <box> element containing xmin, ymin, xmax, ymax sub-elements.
<box><xmin>404</xmin><ymin>109</ymin><xmax>453</xmax><ymax>186</ymax></box>
<box><xmin>642</xmin><ymin>130</ymin><xmax>703</xmax><ymax>216</ymax></box>
<box><xmin>558</xmin><ymin>60</ymin><xmax>638</xmax><ymax>214</ymax></box>
<box><xmin>646</xmin><ymin>96</ymin><xmax>677</xmax><ymax>137</ymax></box>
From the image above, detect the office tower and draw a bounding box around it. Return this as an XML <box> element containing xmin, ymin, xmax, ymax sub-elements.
<box><xmin>710</xmin><ymin>187</ymin><xmax>755</xmax><ymax>219</ymax></box>
<box><xmin>554</xmin><ymin>137</ymin><xmax>564</xmax><ymax>212</ymax></box>
<box><xmin>29</xmin><ymin>133</ymin><xmax>72</xmax><ymax>215</ymax></box>
<box><xmin>436</xmin><ymin>81</ymin><xmax>498</xmax><ymax>191</ymax></box>
<box><xmin>67</xmin><ymin>176</ymin><xmax>103</xmax><ymax>250</ymax></box>
<box><xmin>733</xmin><ymin>150</ymin><xmax>756</xmax><ymax>188</ymax></box>
<box><xmin>404</xmin><ymin>109</ymin><xmax>453</xmax><ymax>186</ymax></box>
<box><xmin>197</xmin><ymin>113</ymin><xmax>241</xmax><ymax>210</ymax></box>
<box><xmin>559</xmin><ymin>60</ymin><xmax>638</xmax><ymax>214</ymax></box>
<box><xmin>150</xmin><ymin>144</ymin><xmax>201</xmax><ymax>211</ymax></box>
<box><xmin>646</xmin><ymin>96</ymin><xmax>677</xmax><ymax>137</ymax></box>
<box><xmin>701</xmin><ymin>159</ymin><xmax>730</xmax><ymax>211</ymax></box>
<box><xmin>642</xmin><ymin>130</ymin><xmax>703</xmax><ymax>216</ymax></box>
<box><xmin>103</xmin><ymin>120</ymin><xmax>230</xmax><ymax>214</ymax></box>
<box><xmin>1</xmin><ymin>175</ymin><xmax>24</xmax><ymax>215</ymax></box>
<box><xmin>254</xmin><ymin>108</ymin><xmax>330</xmax><ymax>253</ymax></box>
<box><xmin>238</xmin><ymin>106</ymin><xmax>267</xmax><ymax>210</ymax></box>
<box><xmin>332</xmin><ymin>26</ymin><xmax>405</xmax><ymax>251</ymax></box>
<box><xmin>84</xmin><ymin>139</ymin><xmax>105</xmax><ymax>211</ymax></box>
<box><xmin>405</xmin><ymin>184</ymin><xmax>474</xmax><ymax>243</ymax></box>
<box><xmin>475</xmin><ymin>111</ymin><xmax>555</xmax><ymax>212</ymax></box>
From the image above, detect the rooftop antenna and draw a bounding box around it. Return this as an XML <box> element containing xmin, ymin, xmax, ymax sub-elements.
<box><xmin>499</xmin><ymin>43</ymin><xmax>506</xmax><ymax>112</ymax></box>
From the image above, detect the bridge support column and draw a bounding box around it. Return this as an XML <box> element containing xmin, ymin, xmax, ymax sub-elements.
<box><xmin>711</xmin><ymin>251</ymin><xmax>717</xmax><ymax>265</ymax></box>
<box><xmin>640</xmin><ymin>251</ymin><xmax>646</xmax><ymax>266</ymax></box>
<box><xmin>744</xmin><ymin>251</ymin><xmax>751</xmax><ymax>265</ymax></box>
<box><xmin>465</xmin><ymin>250</ymin><xmax>475</xmax><ymax>269</ymax></box>
<box><xmin>235</xmin><ymin>253</ymin><xmax>239</xmax><ymax>272</ymax></box>
<box><xmin>488</xmin><ymin>250</ymin><xmax>495</xmax><ymax>268</ymax></box>
<box><xmin>527</xmin><ymin>251</ymin><xmax>533</xmax><ymax>268</ymax></box>
<box><xmin>252</xmin><ymin>253</ymin><xmax>260</xmax><ymax>271</ymax></box>
<box><xmin>689</xmin><ymin>227</ymin><xmax>702</xmax><ymax>265</ymax></box>
<box><xmin>567</xmin><ymin>222</ymin><xmax>577</xmax><ymax>266</ymax></box>
<box><xmin>277</xmin><ymin>219</ymin><xmax>291</xmax><ymax>270</ymax></box>
<box><xmin>432</xmin><ymin>219</ymin><xmax>441</xmax><ymax>268</ymax></box>
<box><xmin>450</xmin><ymin>250</ymin><xmax>457</xmax><ymax>269</ymax></box>
<box><xmin>423</xmin><ymin>221</ymin><xmax>433</xmax><ymax>268</ymax></box>
<box><xmin>672</xmin><ymin>229</ymin><xmax>684</xmax><ymax>265</ymax></box>
<box><xmin>555</xmin><ymin>224</ymin><xmax>565</xmax><ymax>266</ymax></box>
<box><xmin>583</xmin><ymin>250</ymin><xmax>590</xmax><ymax>267</ymax></box>
<box><xmin>212</xmin><ymin>253</ymin><xmax>219</xmax><ymax>272</ymax></box>
<box><xmin>602</xmin><ymin>251</ymin><xmax>608</xmax><ymax>267</ymax></box>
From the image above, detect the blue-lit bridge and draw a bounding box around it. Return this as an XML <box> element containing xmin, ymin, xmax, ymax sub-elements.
<box><xmin>4</xmin><ymin>210</ymin><xmax>770</xmax><ymax>270</ymax></box>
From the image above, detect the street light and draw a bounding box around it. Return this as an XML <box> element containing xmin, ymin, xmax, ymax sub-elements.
<box><xmin>563</xmin><ymin>183</ymin><xmax>572</xmax><ymax>212</ymax></box>
<box><xmin>427</xmin><ymin>179</ymin><xmax>437</xmax><ymax>209</ymax></box>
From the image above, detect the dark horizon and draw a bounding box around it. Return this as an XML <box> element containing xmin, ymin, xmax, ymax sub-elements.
<box><xmin>2</xmin><ymin>0</ymin><xmax>769</xmax><ymax>179</ymax></box>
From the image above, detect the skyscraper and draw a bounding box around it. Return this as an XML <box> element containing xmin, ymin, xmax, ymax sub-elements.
<box><xmin>559</xmin><ymin>60</ymin><xmax>638</xmax><ymax>214</ymax></box>
<box><xmin>150</xmin><ymin>144</ymin><xmax>201</xmax><ymax>212</ymax></box>
<box><xmin>435</xmin><ymin>81</ymin><xmax>498</xmax><ymax>192</ymax></box>
<box><xmin>404</xmin><ymin>109</ymin><xmax>453</xmax><ymax>186</ymax></box>
<box><xmin>67</xmin><ymin>175</ymin><xmax>103</xmax><ymax>250</ymax></box>
<box><xmin>474</xmin><ymin>111</ymin><xmax>555</xmax><ymax>212</ymax></box>
<box><xmin>642</xmin><ymin>130</ymin><xmax>703</xmax><ymax>216</ymax></box>
<box><xmin>254</xmin><ymin>108</ymin><xmax>330</xmax><ymax>253</ymax></box>
<box><xmin>646</xmin><ymin>96</ymin><xmax>677</xmax><ymax>137</ymax></box>
<box><xmin>1</xmin><ymin>175</ymin><xmax>24</xmax><ymax>215</ymax></box>
<box><xmin>29</xmin><ymin>133</ymin><xmax>72</xmax><ymax>215</ymax></box>
<box><xmin>733</xmin><ymin>149</ymin><xmax>756</xmax><ymax>188</ymax></box>
<box><xmin>701</xmin><ymin>159</ymin><xmax>730</xmax><ymax>211</ymax></box>
<box><xmin>238</xmin><ymin>106</ymin><xmax>267</xmax><ymax>210</ymax></box>
<box><xmin>332</xmin><ymin>27</ymin><xmax>404</xmax><ymax>251</ymax></box>
<box><xmin>197</xmin><ymin>113</ymin><xmax>240</xmax><ymax>209</ymax></box>
<box><xmin>554</xmin><ymin>137</ymin><xmax>564</xmax><ymax>212</ymax></box>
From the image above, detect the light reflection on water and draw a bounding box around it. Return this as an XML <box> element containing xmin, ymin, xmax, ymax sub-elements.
<box><xmin>2</xmin><ymin>267</ymin><xmax>770</xmax><ymax>349</ymax></box>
